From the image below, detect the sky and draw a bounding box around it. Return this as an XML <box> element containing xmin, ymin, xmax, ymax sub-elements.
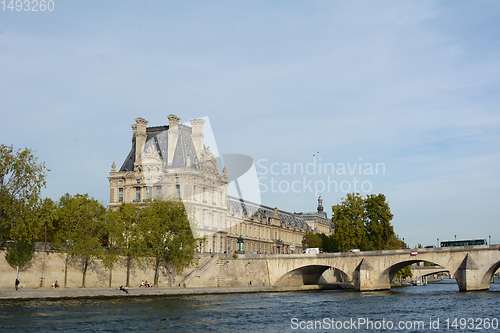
<box><xmin>1</xmin><ymin>1</ymin><xmax>499</xmax><ymax>248</ymax></box>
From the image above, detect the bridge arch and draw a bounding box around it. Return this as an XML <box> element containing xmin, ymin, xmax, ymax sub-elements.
<box><xmin>376</xmin><ymin>259</ymin><xmax>451</xmax><ymax>287</ymax></box>
<box><xmin>482</xmin><ymin>260</ymin><xmax>500</xmax><ymax>286</ymax></box>
<box><xmin>276</xmin><ymin>265</ymin><xmax>349</xmax><ymax>286</ymax></box>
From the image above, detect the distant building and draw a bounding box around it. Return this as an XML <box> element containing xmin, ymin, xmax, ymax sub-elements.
<box><xmin>108</xmin><ymin>115</ymin><xmax>333</xmax><ymax>254</ymax></box>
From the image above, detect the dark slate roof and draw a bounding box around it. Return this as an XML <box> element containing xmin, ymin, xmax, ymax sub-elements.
<box><xmin>226</xmin><ymin>196</ymin><xmax>311</xmax><ymax>232</ymax></box>
<box><xmin>119</xmin><ymin>124</ymin><xmax>200</xmax><ymax>172</ymax></box>
<box><xmin>171</xmin><ymin>125</ymin><xmax>199</xmax><ymax>169</ymax></box>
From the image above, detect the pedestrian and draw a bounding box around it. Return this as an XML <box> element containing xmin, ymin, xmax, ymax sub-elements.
<box><xmin>15</xmin><ymin>278</ymin><xmax>20</xmax><ymax>290</ymax></box>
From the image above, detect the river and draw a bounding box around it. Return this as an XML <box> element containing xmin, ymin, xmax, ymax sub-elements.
<box><xmin>1</xmin><ymin>278</ymin><xmax>499</xmax><ymax>332</ymax></box>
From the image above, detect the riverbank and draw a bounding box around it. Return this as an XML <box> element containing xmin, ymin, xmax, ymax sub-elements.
<box><xmin>0</xmin><ymin>283</ymin><xmax>355</xmax><ymax>300</ymax></box>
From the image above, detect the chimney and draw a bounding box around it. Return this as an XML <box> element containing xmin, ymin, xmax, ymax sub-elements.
<box><xmin>134</xmin><ymin>117</ymin><xmax>148</xmax><ymax>163</ymax></box>
<box><xmin>190</xmin><ymin>119</ymin><xmax>205</xmax><ymax>159</ymax></box>
<box><xmin>167</xmin><ymin>114</ymin><xmax>180</xmax><ymax>166</ymax></box>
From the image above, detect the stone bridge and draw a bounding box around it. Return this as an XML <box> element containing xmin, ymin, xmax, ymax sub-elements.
<box><xmin>411</xmin><ymin>265</ymin><xmax>451</xmax><ymax>278</ymax></box>
<box><xmin>257</xmin><ymin>245</ymin><xmax>500</xmax><ymax>291</ymax></box>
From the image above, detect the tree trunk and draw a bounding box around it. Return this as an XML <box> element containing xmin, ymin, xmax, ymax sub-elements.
<box><xmin>108</xmin><ymin>263</ymin><xmax>113</xmax><ymax>288</ymax></box>
<box><xmin>64</xmin><ymin>254</ymin><xmax>69</xmax><ymax>288</ymax></box>
<box><xmin>82</xmin><ymin>257</ymin><xmax>88</xmax><ymax>288</ymax></box>
<box><xmin>126</xmin><ymin>255</ymin><xmax>131</xmax><ymax>287</ymax></box>
<box><xmin>154</xmin><ymin>257</ymin><xmax>160</xmax><ymax>287</ymax></box>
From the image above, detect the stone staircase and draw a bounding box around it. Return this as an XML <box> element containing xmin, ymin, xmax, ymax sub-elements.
<box><xmin>216</xmin><ymin>260</ymin><xmax>227</xmax><ymax>287</ymax></box>
<box><xmin>180</xmin><ymin>255</ymin><xmax>218</xmax><ymax>287</ymax></box>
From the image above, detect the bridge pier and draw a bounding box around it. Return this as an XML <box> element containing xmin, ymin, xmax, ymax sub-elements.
<box><xmin>455</xmin><ymin>254</ymin><xmax>489</xmax><ymax>291</ymax></box>
<box><xmin>353</xmin><ymin>258</ymin><xmax>390</xmax><ymax>291</ymax></box>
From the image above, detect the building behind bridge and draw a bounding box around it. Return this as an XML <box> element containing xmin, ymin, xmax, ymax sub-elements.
<box><xmin>108</xmin><ymin>115</ymin><xmax>333</xmax><ymax>254</ymax></box>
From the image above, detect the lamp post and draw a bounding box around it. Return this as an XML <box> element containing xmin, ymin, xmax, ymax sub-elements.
<box><xmin>489</xmin><ymin>235</ymin><xmax>491</xmax><ymax>245</ymax></box>
<box><xmin>437</xmin><ymin>238</ymin><xmax>439</xmax><ymax>248</ymax></box>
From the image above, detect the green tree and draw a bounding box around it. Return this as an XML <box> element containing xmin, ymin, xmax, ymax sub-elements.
<box><xmin>0</xmin><ymin>145</ymin><xmax>48</xmax><ymax>242</ymax></box>
<box><xmin>4</xmin><ymin>239</ymin><xmax>35</xmax><ymax>281</ymax></box>
<box><xmin>394</xmin><ymin>265</ymin><xmax>413</xmax><ymax>280</ymax></box>
<box><xmin>332</xmin><ymin>193</ymin><xmax>366</xmax><ymax>251</ymax></box>
<box><xmin>139</xmin><ymin>199</ymin><xmax>196</xmax><ymax>287</ymax></box>
<box><xmin>53</xmin><ymin>194</ymin><xmax>106</xmax><ymax>287</ymax></box>
<box><xmin>105</xmin><ymin>203</ymin><xmax>144</xmax><ymax>287</ymax></box>
<box><xmin>364</xmin><ymin>194</ymin><xmax>394</xmax><ymax>250</ymax></box>
<box><xmin>304</xmin><ymin>231</ymin><xmax>322</xmax><ymax>248</ymax></box>
<box><xmin>36</xmin><ymin>198</ymin><xmax>58</xmax><ymax>245</ymax></box>
<box><xmin>320</xmin><ymin>233</ymin><xmax>339</xmax><ymax>253</ymax></box>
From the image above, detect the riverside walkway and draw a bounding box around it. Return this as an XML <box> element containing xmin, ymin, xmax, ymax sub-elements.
<box><xmin>0</xmin><ymin>284</ymin><xmax>346</xmax><ymax>300</ymax></box>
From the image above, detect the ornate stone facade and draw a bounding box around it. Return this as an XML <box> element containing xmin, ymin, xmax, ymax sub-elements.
<box><xmin>108</xmin><ymin>116</ymin><xmax>333</xmax><ymax>254</ymax></box>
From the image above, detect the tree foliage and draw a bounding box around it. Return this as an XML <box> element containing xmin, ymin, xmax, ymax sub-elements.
<box><xmin>53</xmin><ymin>193</ymin><xmax>106</xmax><ymax>287</ymax></box>
<box><xmin>139</xmin><ymin>199</ymin><xmax>196</xmax><ymax>287</ymax></box>
<box><xmin>332</xmin><ymin>193</ymin><xmax>367</xmax><ymax>250</ymax></box>
<box><xmin>332</xmin><ymin>193</ymin><xmax>402</xmax><ymax>251</ymax></box>
<box><xmin>4</xmin><ymin>239</ymin><xmax>35</xmax><ymax>278</ymax></box>
<box><xmin>104</xmin><ymin>202</ymin><xmax>144</xmax><ymax>287</ymax></box>
<box><xmin>0</xmin><ymin>145</ymin><xmax>48</xmax><ymax>242</ymax></box>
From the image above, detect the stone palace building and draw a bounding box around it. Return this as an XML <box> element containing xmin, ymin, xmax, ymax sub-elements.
<box><xmin>108</xmin><ymin>115</ymin><xmax>333</xmax><ymax>254</ymax></box>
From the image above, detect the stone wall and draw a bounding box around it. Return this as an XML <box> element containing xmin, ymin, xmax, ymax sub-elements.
<box><xmin>0</xmin><ymin>250</ymin><xmax>212</xmax><ymax>289</ymax></box>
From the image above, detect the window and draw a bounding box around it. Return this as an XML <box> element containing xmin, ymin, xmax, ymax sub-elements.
<box><xmin>175</xmin><ymin>184</ymin><xmax>180</xmax><ymax>198</ymax></box>
<box><xmin>212</xmin><ymin>189</ymin><xmax>215</xmax><ymax>204</ymax></box>
<box><xmin>193</xmin><ymin>185</ymin><xmax>196</xmax><ymax>200</ymax></box>
<box><xmin>211</xmin><ymin>212</ymin><xmax>214</xmax><ymax>228</ymax></box>
<box><xmin>118</xmin><ymin>188</ymin><xmax>123</xmax><ymax>202</ymax></box>
<box><xmin>119</xmin><ymin>180</ymin><xmax>123</xmax><ymax>185</ymax></box>
<box><xmin>220</xmin><ymin>192</ymin><xmax>223</xmax><ymax>205</ymax></box>
<box><xmin>135</xmin><ymin>187</ymin><xmax>140</xmax><ymax>202</ymax></box>
<box><xmin>220</xmin><ymin>213</ymin><xmax>223</xmax><ymax>229</ymax></box>
<box><xmin>146</xmin><ymin>187</ymin><xmax>151</xmax><ymax>200</ymax></box>
<box><xmin>176</xmin><ymin>177</ymin><xmax>180</xmax><ymax>183</ymax></box>
<box><xmin>203</xmin><ymin>188</ymin><xmax>206</xmax><ymax>203</ymax></box>
<box><xmin>136</xmin><ymin>179</ymin><xmax>140</xmax><ymax>184</ymax></box>
<box><xmin>202</xmin><ymin>210</ymin><xmax>206</xmax><ymax>227</ymax></box>
<box><xmin>156</xmin><ymin>185</ymin><xmax>162</xmax><ymax>197</ymax></box>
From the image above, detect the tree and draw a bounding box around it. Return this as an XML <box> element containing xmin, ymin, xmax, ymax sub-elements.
<box><xmin>304</xmin><ymin>231</ymin><xmax>322</xmax><ymax>248</ymax></box>
<box><xmin>53</xmin><ymin>194</ymin><xmax>106</xmax><ymax>287</ymax></box>
<box><xmin>139</xmin><ymin>199</ymin><xmax>196</xmax><ymax>287</ymax></box>
<box><xmin>0</xmin><ymin>145</ymin><xmax>48</xmax><ymax>242</ymax></box>
<box><xmin>105</xmin><ymin>203</ymin><xmax>144</xmax><ymax>287</ymax></box>
<box><xmin>4</xmin><ymin>239</ymin><xmax>35</xmax><ymax>280</ymax></box>
<box><xmin>36</xmin><ymin>198</ymin><xmax>58</xmax><ymax>245</ymax></box>
<box><xmin>394</xmin><ymin>265</ymin><xmax>413</xmax><ymax>280</ymax></box>
<box><xmin>332</xmin><ymin>193</ymin><xmax>397</xmax><ymax>251</ymax></box>
<box><xmin>364</xmin><ymin>194</ymin><xmax>394</xmax><ymax>250</ymax></box>
<box><xmin>331</xmin><ymin>193</ymin><xmax>366</xmax><ymax>251</ymax></box>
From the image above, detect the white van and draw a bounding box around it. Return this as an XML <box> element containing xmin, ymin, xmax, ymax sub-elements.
<box><xmin>302</xmin><ymin>248</ymin><xmax>320</xmax><ymax>254</ymax></box>
<box><xmin>348</xmin><ymin>249</ymin><xmax>360</xmax><ymax>253</ymax></box>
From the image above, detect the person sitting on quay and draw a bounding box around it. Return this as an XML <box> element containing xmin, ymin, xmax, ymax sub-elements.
<box><xmin>118</xmin><ymin>285</ymin><xmax>129</xmax><ymax>294</ymax></box>
<box><xmin>52</xmin><ymin>280</ymin><xmax>59</xmax><ymax>288</ymax></box>
<box><xmin>140</xmin><ymin>280</ymin><xmax>145</xmax><ymax>287</ymax></box>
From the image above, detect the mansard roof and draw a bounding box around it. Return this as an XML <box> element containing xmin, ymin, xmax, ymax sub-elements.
<box><xmin>119</xmin><ymin>124</ymin><xmax>200</xmax><ymax>172</ymax></box>
<box><xmin>226</xmin><ymin>196</ymin><xmax>311</xmax><ymax>232</ymax></box>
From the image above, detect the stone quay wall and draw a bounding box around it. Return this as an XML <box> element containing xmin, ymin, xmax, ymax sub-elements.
<box><xmin>0</xmin><ymin>250</ymin><xmax>341</xmax><ymax>290</ymax></box>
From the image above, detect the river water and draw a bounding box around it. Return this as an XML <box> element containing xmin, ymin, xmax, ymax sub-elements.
<box><xmin>1</xmin><ymin>279</ymin><xmax>499</xmax><ymax>332</ymax></box>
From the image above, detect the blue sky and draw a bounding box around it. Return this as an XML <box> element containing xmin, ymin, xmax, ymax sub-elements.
<box><xmin>1</xmin><ymin>1</ymin><xmax>499</xmax><ymax>248</ymax></box>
